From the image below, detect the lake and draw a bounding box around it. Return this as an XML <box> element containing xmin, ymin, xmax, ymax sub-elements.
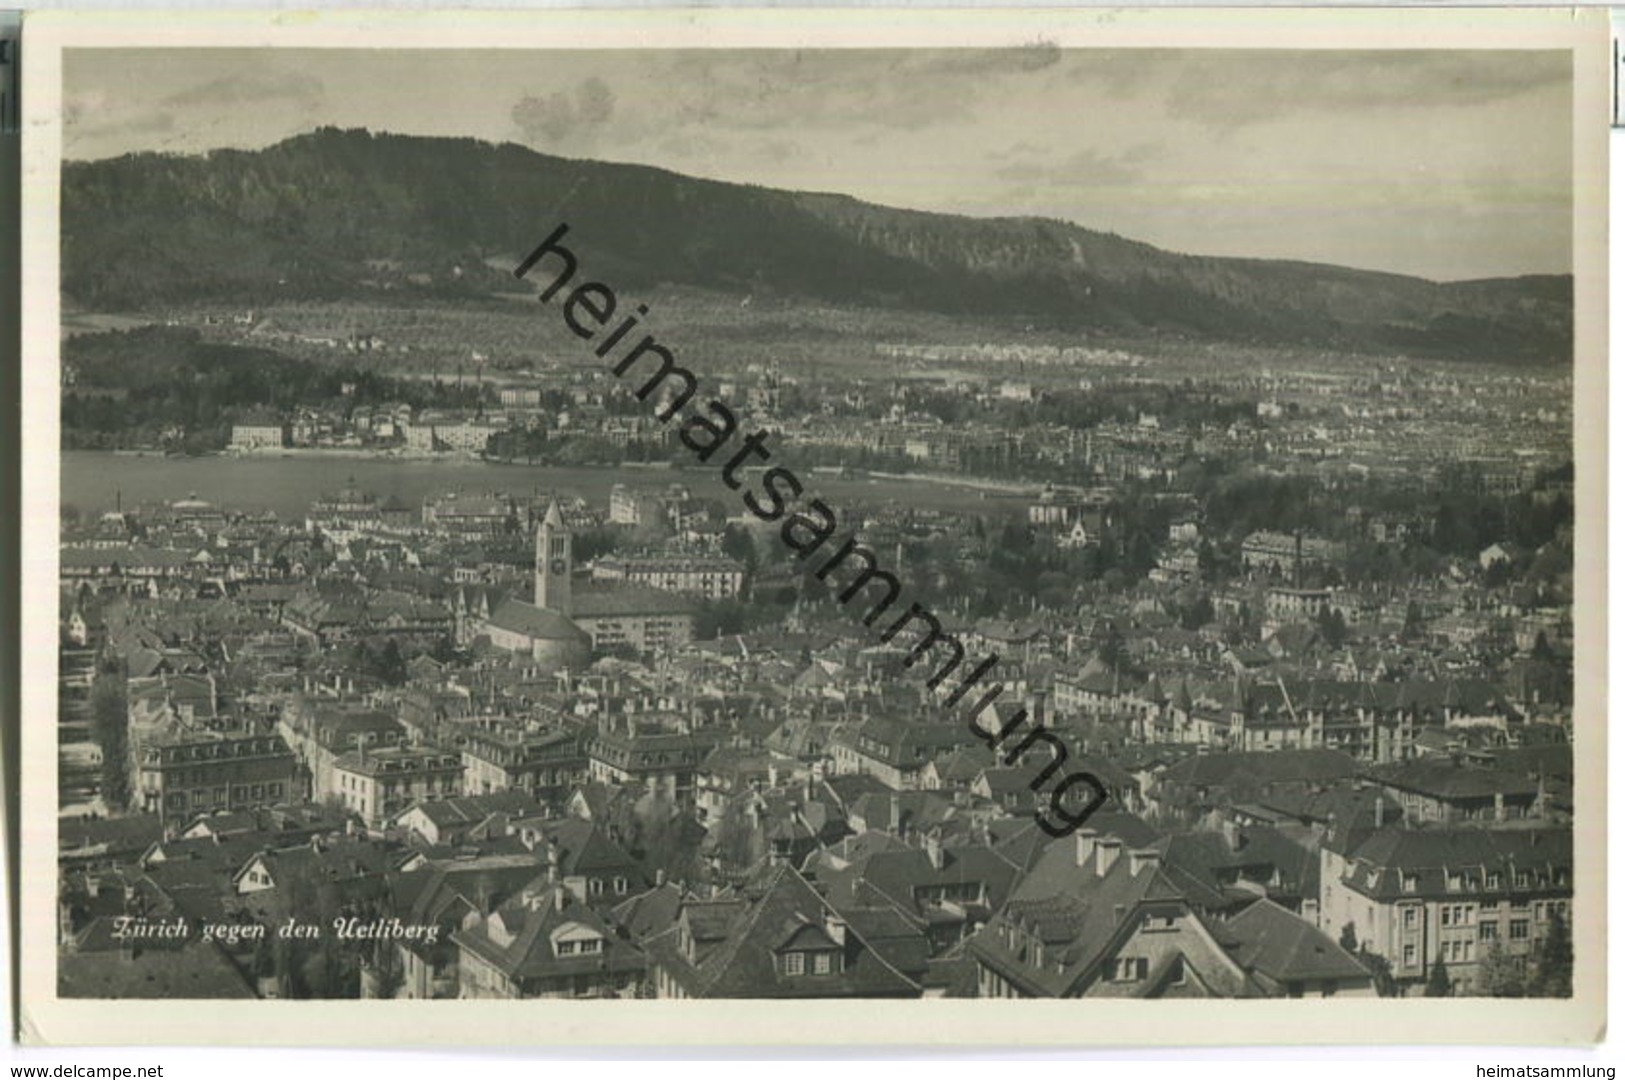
<box><xmin>60</xmin><ymin>452</ymin><xmax>1036</xmax><ymax>520</ymax></box>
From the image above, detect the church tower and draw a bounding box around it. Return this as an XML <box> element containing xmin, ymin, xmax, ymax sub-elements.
<box><xmin>535</xmin><ymin>499</ymin><xmax>572</xmax><ymax>615</ymax></box>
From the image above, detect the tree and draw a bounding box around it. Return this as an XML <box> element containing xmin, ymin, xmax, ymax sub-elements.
<box><xmin>1338</xmin><ymin>922</ymin><xmax>1359</xmax><ymax>953</ymax></box>
<box><xmin>1402</xmin><ymin>601</ymin><xmax>1424</xmax><ymax>642</ymax></box>
<box><xmin>89</xmin><ymin>672</ymin><xmax>130</xmax><ymax>812</ymax></box>
<box><xmin>1478</xmin><ymin>941</ymin><xmax>1529</xmax><ymax>998</ymax></box>
<box><xmin>1424</xmin><ymin>953</ymin><xmax>1452</xmax><ymax>997</ymax></box>
<box><xmin>1358</xmin><ymin>948</ymin><xmax>1399</xmax><ymax>997</ymax></box>
<box><xmin>719</xmin><ymin>524</ymin><xmax>759</xmax><ymax>575</ymax></box>
<box><xmin>1180</xmin><ymin>593</ymin><xmax>1216</xmax><ymax>632</ymax></box>
<box><xmin>365</xmin><ymin>932</ymin><xmax>405</xmax><ymax>1000</ymax></box>
<box><xmin>1098</xmin><ymin>623</ymin><xmax>1126</xmax><ymax>674</ymax></box>
<box><xmin>1532</xmin><ymin>631</ymin><xmax>1556</xmax><ymax>664</ymax></box>
<box><xmin>1319</xmin><ymin>607</ymin><xmax>1347</xmax><ymax>650</ymax></box>
<box><xmin>1534</xmin><ymin>911</ymin><xmax>1573</xmax><ymax>998</ymax></box>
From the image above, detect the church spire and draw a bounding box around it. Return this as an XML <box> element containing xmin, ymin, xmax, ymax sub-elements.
<box><xmin>535</xmin><ymin>498</ymin><xmax>572</xmax><ymax>615</ymax></box>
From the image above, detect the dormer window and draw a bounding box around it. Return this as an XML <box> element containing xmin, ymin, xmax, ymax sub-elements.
<box><xmin>551</xmin><ymin>921</ymin><xmax>604</xmax><ymax>959</ymax></box>
<box><xmin>1402</xmin><ymin>874</ymin><xmax>1419</xmax><ymax>894</ymax></box>
<box><xmin>1112</xmin><ymin>957</ymin><xmax>1149</xmax><ymax>983</ymax></box>
<box><xmin>780</xmin><ymin>947</ymin><xmax>842</xmax><ymax>977</ymax></box>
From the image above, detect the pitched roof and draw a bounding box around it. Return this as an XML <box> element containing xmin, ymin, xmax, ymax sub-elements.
<box><xmin>485</xmin><ymin>598</ymin><xmax>589</xmax><ymax>642</ymax></box>
<box><xmin>967</xmin><ymin>843</ymin><xmax>1230</xmax><ymax>997</ymax></box>
<box><xmin>1226</xmin><ymin>898</ymin><xmax>1371</xmax><ymax>984</ymax></box>
<box><xmin>571</xmin><ymin>585</ymin><xmax>701</xmax><ymax>619</ymax></box>
<box><xmin>646</xmin><ymin>864</ymin><xmax>922</xmax><ymax>999</ymax></box>
<box><xmin>1342</xmin><ymin>825</ymin><xmax>1572</xmax><ymax>901</ymax></box>
<box><xmin>453</xmin><ymin>885</ymin><xmax>646</xmax><ymax>984</ymax></box>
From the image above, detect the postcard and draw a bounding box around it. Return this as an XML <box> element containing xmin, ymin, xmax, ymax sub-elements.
<box><xmin>16</xmin><ymin>6</ymin><xmax>1608</xmax><ymax>1046</ymax></box>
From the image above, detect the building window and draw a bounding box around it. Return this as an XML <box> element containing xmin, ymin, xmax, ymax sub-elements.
<box><xmin>1402</xmin><ymin>874</ymin><xmax>1419</xmax><ymax>894</ymax></box>
<box><xmin>557</xmin><ymin>940</ymin><xmax>576</xmax><ymax>956</ymax></box>
<box><xmin>1113</xmin><ymin>957</ymin><xmax>1149</xmax><ymax>983</ymax></box>
<box><xmin>589</xmin><ymin>879</ymin><xmax>605</xmax><ymax>896</ymax></box>
<box><xmin>784</xmin><ymin>952</ymin><xmax>805</xmax><ymax>976</ymax></box>
<box><xmin>614</xmin><ymin>877</ymin><xmax>629</xmax><ymax>895</ymax></box>
<box><xmin>1403</xmin><ymin>944</ymin><xmax>1417</xmax><ymax>967</ymax></box>
<box><xmin>1510</xmin><ymin>921</ymin><xmax>1530</xmax><ymax>941</ymax></box>
<box><xmin>1403</xmin><ymin>907</ymin><xmax>1418</xmax><ymax>930</ymax></box>
<box><xmin>1480</xmin><ymin>922</ymin><xmax>1499</xmax><ymax>942</ymax></box>
<box><xmin>813</xmin><ymin>952</ymin><xmax>832</xmax><ymax>975</ymax></box>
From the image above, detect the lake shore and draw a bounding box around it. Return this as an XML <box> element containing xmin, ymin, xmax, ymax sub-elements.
<box><xmin>62</xmin><ymin>451</ymin><xmax>1046</xmax><ymax>521</ymax></box>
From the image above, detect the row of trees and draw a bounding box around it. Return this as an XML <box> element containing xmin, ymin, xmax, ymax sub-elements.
<box><xmin>62</xmin><ymin>326</ymin><xmax>486</xmax><ymax>451</ymax></box>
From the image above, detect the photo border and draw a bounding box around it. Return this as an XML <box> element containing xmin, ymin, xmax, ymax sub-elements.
<box><xmin>17</xmin><ymin>5</ymin><xmax>1609</xmax><ymax>1047</ymax></box>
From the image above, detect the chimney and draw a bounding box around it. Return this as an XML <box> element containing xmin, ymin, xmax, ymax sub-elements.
<box><xmin>768</xmin><ymin>763</ymin><xmax>779</xmax><ymax>790</ymax></box>
<box><xmin>1094</xmin><ymin>836</ymin><xmax>1122</xmax><ymax>876</ymax></box>
<box><xmin>1128</xmin><ymin>848</ymin><xmax>1160</xmax><ymax>876</ymax></box>
<box><xmin>1374</xmin><ymin>792</ymin><xmax>1386</xmax><ymax>829</ymax></box>
<box><xmin>925</xmin><ymin>831</ymin><xmax>944</xmax><ymax>871</ymax></box>
<box><xmin>1073</xmin><ymin>828</ymin><xmax>1099</xmax><ymax>868</ymax></box>
<box><xmin>546</xmin><ymin>838</ymin><xmax>560</xmax><ymax>883</ymax></box>
<box><xmin>655</xmin><ymin>868</ymin><xmax>667</xmax><ymax>887</ymax></box>
<box><xmin>823</xmin><ymin>911</ymin><xmax>847</xmax><ymax>949</ymax></box>
<box><xmin>889</xmin><ymin>795</ymin><xmax>901</xmax><ymax>836</ymax></box>
<box><xmin>1221</xmin><ymin>819</ymin><xmax>1244</xmax><ymax>853</ymax></box>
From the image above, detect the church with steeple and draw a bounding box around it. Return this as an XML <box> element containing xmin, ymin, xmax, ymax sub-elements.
<box><xmin>479</xmin><ymin>499</ymin><xmax>593</xmax><ymax>670</ymax></box>
<box><xmin>475</xmin><ymin>497</ymin><xmax>701</xmax><ymax>667</ymax></box>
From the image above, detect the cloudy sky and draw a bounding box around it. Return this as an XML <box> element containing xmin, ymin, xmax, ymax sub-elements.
<box><xmin>64</xmin><ymin>47</ymin><xmax>1573</xmax><ymax>281</ymax></box>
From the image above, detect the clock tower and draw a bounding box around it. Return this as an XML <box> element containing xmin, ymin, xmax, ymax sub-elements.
<box><xmin>535</xmin><ymin>499</ymin><xmax>572</xmax><ymax>615</ymax></box>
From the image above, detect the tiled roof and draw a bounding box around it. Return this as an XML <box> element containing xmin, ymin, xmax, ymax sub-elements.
<box><xmin>485</xmin><ymin>599</ymin><xmax>589</xmax><ymax>642</ymax></box>
<box><xmin>1342</xmin><ymin>825</ymin><xmax>1572</xmax><ymax>901</ymax></box>
<box><xmin>572</xmin><ymin>585</ymin><xmax>701</xmax><ymax>619</ymax></box>
<box><xmin>647</xmin><ymin>865</ymin><xmax>922</xmax><ymax>999</ymax></box>
<box><xmin>1226</xmin><ymin>898</ymin><xmax>1371</xmax><ymax>984</ymax></box>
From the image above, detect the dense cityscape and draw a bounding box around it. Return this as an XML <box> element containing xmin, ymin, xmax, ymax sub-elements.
<box><xmin>56</xmin><ymin>298</ymin><xmax>1575</xmax><ymax>1001</ymax></box>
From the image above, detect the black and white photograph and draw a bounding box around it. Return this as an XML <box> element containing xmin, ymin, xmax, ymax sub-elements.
<box><xmin>15</xmin><ymin>7</ymin><xmax>1609</xmax><ymax>1047</ymax></box>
